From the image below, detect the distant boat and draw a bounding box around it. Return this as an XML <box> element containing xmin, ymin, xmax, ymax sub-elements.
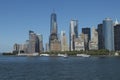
<box><xmin>63</xmin><ymin>54</ymin><xmax>68</xmax><ymax>58</ymax></box>
<box><xmin>40</xmin><ymin>54</ymin><xmax>50</xmax><ymax>56</ymax></box>
<box><xmin>76</xmin><ymin>54</ymin><xmax>90</xmax><ymax>57</ymax></box>
<box><xmin>115</xmin><ymin>52</ymin><xmax>119</xmax><ymax>56</ymax></box>
<box><xmin>31</xmin><ymin>53</ymin><xmax>39</xmax><ymax>56</ymax></box>
<box><xmin>58</xmin><ymin>53</ymin><xmax>68</xmax><ymax>57</ymax></box>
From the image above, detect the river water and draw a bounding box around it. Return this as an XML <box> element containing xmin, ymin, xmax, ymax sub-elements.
<box><xmin>0</xmin><ymin>56</ymin><xmax>120</xmax><ymax>80</ymax></box>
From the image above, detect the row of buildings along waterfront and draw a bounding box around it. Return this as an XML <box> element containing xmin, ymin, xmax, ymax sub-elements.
<box><xmin>98</xmin><ymin>18</ymin><xmax>120</xmax><ymax>51</ymax></box>
<box><xmin>13</xmin><ymin>12</ymin><xmax>120</xmax><ymax>54</ymax></box>
<box><xmin>13</xmin><ymin>31</ymin><xmax>44</xmax><ymax>54</ymax></box>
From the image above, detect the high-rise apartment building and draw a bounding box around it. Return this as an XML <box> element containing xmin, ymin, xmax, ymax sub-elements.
<box><xmin>82</xmin><ymin>28</ymin><xmax>91</xmax><ymax>50</ymax></box>
<box><xmin>103</xmin><ymin>18</ymin><xmax>114</xmax><ymax>51</ymax></box>
<box><xmin>61</xmin><ymin>31</ymin><xmax>69</xmax><ymax>51</ymax></box>
<box><xmin>69</xmin><ymin>20</ymin><xmax>78</xmax><ymax>51</ymax></box>
<box><xmin>28</xmin><ymin>31</ymin><xmax>44</xmax><ymax>53</ymax></box>
<box><xmin>28</xmin><ymin>31</ymin><xmax>43</xmax><ymax>54</ymax></box>
<box><xmin>28</xmin><ymin>31</ymin><xmax>37</xmax><ymax>53</ymax></box>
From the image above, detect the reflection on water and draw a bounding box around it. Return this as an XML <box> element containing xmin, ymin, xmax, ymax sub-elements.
<box><xmin>0</xmin><ymin>56</ymin><xmax>120</xmax><ymax>80</ymax></box>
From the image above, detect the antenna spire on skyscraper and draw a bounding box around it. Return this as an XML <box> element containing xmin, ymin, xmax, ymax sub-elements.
<box><xmin>115</xmin><ymin>18</ymin><xmax>119</xmax><ymax>25</ymax></box>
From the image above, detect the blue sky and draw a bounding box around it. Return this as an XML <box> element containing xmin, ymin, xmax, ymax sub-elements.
<box><xmin>0</xmin><ymin>0</ymin><xmax>120</xmax><ymax>52</ymax></box>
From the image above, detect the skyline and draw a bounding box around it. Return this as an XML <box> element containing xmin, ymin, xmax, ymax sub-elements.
<box><xmin>1</xmin><ymin>0</ymin><xmax>120</xmax><ymax>52</ymax></box>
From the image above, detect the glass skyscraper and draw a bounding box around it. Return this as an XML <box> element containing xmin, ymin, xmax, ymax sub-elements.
<box><xmin>37</xmin><ymin>34</ymin><xmax>43</xmax><ymax>52</ymax></box>
<box><xmin>114</xmin><ymin>24</ymin><xmax>120</xmax><ymax>51</ymax></box>
<box><xmin>50</xmin><ymin>13</ymin><xmax>57</xmax><ymax>34</ymax></box>
<box><xmin>82</xmin><ymin>28</ymin><xmax>91</xmax><ymax>42</ymax></box>
<box><xmin>49</xmin><ymin>12</ymin><xmax>61</xmax><ymax>51</ymax></box>
<box><xmin>103</xmin><ymin>18</ymin><xmax>114</xmax><ymax>51</ymax></box>
<box><xmin>97</xmin><ymin>24</ymin><xmax>104</xmax><ymax>49</ymax></box>
<box><xmin>69</xmin><ymin>20</ymin><xmax>78</xmax><ymax>51</ymax></box>
<box><xmin>49</xmin><ymin>13</ymin><xmax>58</xmax><ymax>40</ymax></box>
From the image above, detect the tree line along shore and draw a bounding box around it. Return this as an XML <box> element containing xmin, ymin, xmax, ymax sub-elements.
<box><xmin>2</xmin><ymin>49</ymin><xmax>120</xmax><ymax>56</ymax></box>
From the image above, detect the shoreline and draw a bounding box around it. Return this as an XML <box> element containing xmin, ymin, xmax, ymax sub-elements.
<box><xmin>1</xmin><ymin>53</ymin><xmax>120</xmax><ymax>57</ymax></box>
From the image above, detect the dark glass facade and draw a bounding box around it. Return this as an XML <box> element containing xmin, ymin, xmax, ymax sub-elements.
<box><xmin>97</xmin><ymin>24</ymin><xmax>104</xmax><ymax>49</ymax></box>
<box><xmin>50</xmin><ymin>13</ymin><xmax>57</xmax><ymax>34</ymax></box>
<box><xmin>103</xmin><ymin>18</ymin><xmax>114</xmax><ymax>51</ymax></box>
<box><xmin>82</xmin><ymin>28</ymin><xmax>91</xmax><ymax>41</ymax></box>
<box><xmin>114</xmin><ymin>24</ymin><xmax>120</xmax><ymax>51</ymax></box>
<box><xmin>82</xmin><ymin>28</ymin><xmax>91</xmax><ymax>50</ymax></box>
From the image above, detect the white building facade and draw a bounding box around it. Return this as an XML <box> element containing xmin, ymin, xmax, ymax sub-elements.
<box><xmin>89</xmin><ymin>27</ymin><xmax>98</xmax><ymax>50</ymax></box>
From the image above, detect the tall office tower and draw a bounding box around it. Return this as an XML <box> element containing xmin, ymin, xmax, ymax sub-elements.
<box><xmin>114</xmin><ymin>19</ymin><xmax>119</xmax><ymax>26</ymax></box>
<box><xmin>37</xmin><ymin>34</ymin><xmax>43</xmax><ymax>53</ymax></box>
<box><xmin>50</xmin><ymin>13</ymin><xmax>57</xmax><ymax>34</ymax></box>
<box><xmin>28</xmin><ymin>30</ymin><xmax>38</xmax><ymax>53</ymax></box>
<box><xmin>103</xmin><ymin>18</ymin><xmax>114</xmax><ymax>51</ymax></box>
<box><xmin>61</xmin><ymin>31</ymin><xmax>69</xmax><ymax>51</ymax></box>
<box><xmin>49</xmin><ymin>12</ymin><xmax>61</xmax><ymax>51</ymax></box>
<box><xmin>97</xmin><ymin>24</ymin><xmax>104</xmax><ymax>49</ymax></box>
<box><xmin>82</xmin><ymin>28</ymin><xmax>91</xmax><ymax>50</ymax></box>
<box><xmin>69</xmin><ymin>20</ymin><xmax>78</xmax><ymax>51</ymax></box>
<box><xmin>89</xmin><ymin>27</ymin><xmax>98</xmax><ymax>50</ymax></box>
<box><xmin>114</xmin><ymin>24</ymin><xmax>120</xmax><ymax>51</ymax></box>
